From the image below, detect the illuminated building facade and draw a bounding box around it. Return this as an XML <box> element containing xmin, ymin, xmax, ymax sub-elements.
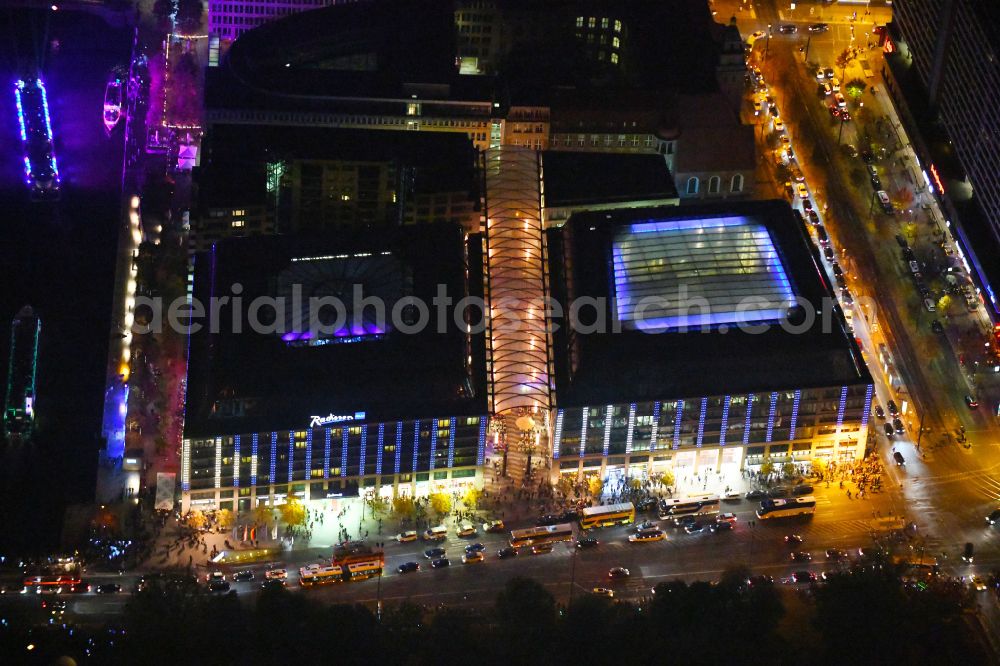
<box><xmin>4</xmin><ymin>306</ymin><xmax>41</xmax><ymax>441</ymax></box>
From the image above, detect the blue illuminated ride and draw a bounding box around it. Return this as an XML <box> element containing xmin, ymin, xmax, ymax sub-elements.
<box><xmin>14</xmin><ymin>78</ymin><xmax>60</xmax><ymax>201</ymax></box>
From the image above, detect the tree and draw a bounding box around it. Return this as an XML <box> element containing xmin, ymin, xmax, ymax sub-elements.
<box><xmin>429</xmin><ymin>492</ymin><xmax>452</xmax><ymax>519</ymax></box>
<box><xmin>659</xmin><ymin>469</ymin><xmax>675</xmax><ymax>488</ymax></box>
<box><xmin>278</xmin><ymin>497</ymin><xmax>306</xmax><ymax>527</ymax></box>
<box><xmin>216</xmin><ymin>508</ymin><xmax>234</xmax><ymax>530</ymax></box>
<box><xmin>811</xmin><ymin>458</ymin><xmax>828</xmax><ymax>478</ymax></box>
<box><xmin>845</xmin><ymin>78</ymin><xmax>866</xmax><ymax>100</ymax></box>
<box><xmin>462</xmin><ymin>486</ymin><xmax>482</xmax><ymax>511</ymax></box>
<box><xmin>366</xmin><ymin>494</ymin><xmax>389</xmax><ymax>518</ymax></box>
<box><xmin>628</xmin><ymin>478</ymin><xmax>642</xmax><ymax>491</ymax></box>
<box><xmin>782</xmin><ymin>461</ymin><xmax>797</xmax><ymax>479</ymax></box>
<box><xmin>495</xmin><ymin>577</ymin><xmax>556</xmax><ymax>656</ymax></box>
<box><xmin>587</xmin><ymin>475</ymin><xmax>604</xmax><ymax>499</ymax></box>
<box><xmin>759</xmin><ymin>458</ymin><xmax>774</xmax><ymax>479</ymax></box>
<box><xmin>392</xmin><ymin>495</ymin><xmax>415</xmax><ymax>520</ymax></box>
<box><xmin>835</xmin><ymin>48</ymin><xmax>853</xmax><ymax>79</ymax></box>
<box><xmin>556</xmin><ymin>475</ymin><xmax>575</xmax><ymax>498</ymax></box>
<box><xmin>186</xmin><ymin>509</ymin><xmax>206</xmax><ymax>530</ymax></box>
<box><xmin>891</xmin><ymin>186</ymin><xmax>915</xmax><ymax>213</ymax></box>
<box><xmin>252</xmin><ymin>504</ymin><xmax>275</xmax><ymax>526</ymax></box>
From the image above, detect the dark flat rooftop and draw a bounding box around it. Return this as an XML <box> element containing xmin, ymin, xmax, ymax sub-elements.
<box><xmin>546</xmin><ymin>200</ymin><xmax>871</xmax><ymax>407</ymax></box>
<box><xmin>184</xmin><ymin>224</ymin><xmax>487</xmax><ymax>437</ymax></box>
<box><xmin>541</xmin><ymin>151</ymin><xmax>677</xmax><ymax>208</ymax></box>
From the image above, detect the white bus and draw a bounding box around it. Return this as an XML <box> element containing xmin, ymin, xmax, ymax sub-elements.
<box><xmin>346</xmin><ymin>560</ymin><xmax>383</xmax><ymax>581</ymax></box>
<box><xmin>580</xmin><ymin>502</ymin><xmax>636</xmax><ymax>530</ymax></box>
<box><xmin>299</xmin><ymin>564</ymin><xmax>343</xmax><ymax>587</ymax></box>
<box><xmin>658</xmin><ymin>495</ymin><xmax>720</xmax><ymax>520</ymax></box>
<box><xmin>756</xmin><ymin>496</ymin><xmax>817</xmax><ymax>519</ymax></box>
<box><xmin>509</xmin><ymin>523</ymin><xmax>574</xmax><ymax>549</ymax></box>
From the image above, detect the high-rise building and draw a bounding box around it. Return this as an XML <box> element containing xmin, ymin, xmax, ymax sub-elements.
<box><xmin>4</xmin><ymin>306</ymin><xmax>41</xmax><ymax>441</ymax></box>
<box><xmin>888</xmin><ymin>1</ymin><xmax>1000</xmax><ymax>320</ymax></box>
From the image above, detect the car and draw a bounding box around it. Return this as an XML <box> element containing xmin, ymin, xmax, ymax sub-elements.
<box><xmin>592</xmin><ymin>587</ymin><xmax>615</xmax><ymax>598</ymax></box>
<box><xmin>95</xmin><ymin>583</ymin><xmax>121</xmax><ymax>594</ymax></box>
<box><xmin>396</xmin><ymin>530</ymin><xmax>418</xmax><ymax>543</ymax></box>
<box><xmin>232</xmin><ymin>570</ymin><xmax>255</xmax><ymax>582</ymax></box>
<box><xmin>207</xmin><ymin>571</ymin><xmax>226</xmax><ymax>583</ymax></box>
<box><xmin>901</xmin><ymin>246</ymin><xmax>915</xmax><ymax>260</ymax></box>
<box><xmin>748</xmin><ymin>575</ymin><xmax>774</xmax><ymax>587</ymax></box>
<box><xmin>768</xmin><ymin>487</ymin><xmax>791</xmax><ymax>499</ymax></box>
<box><xmin>802</xmin><ymin>199</ymin><xmax>813</xmax><ymax>211</ymax></box>
<box><xmin>796</xmin><ymin>183</ymin><xmax>809</xmax><ymax>199</ymax></box>
<box><xmin>674</xmin><ymin>515</ymin><xmax>697</xmax><ymax>528</ymax></box>
<box><xmin>831</xmin><ymin>262</ymin><xmax>843</xmax><ymax>277</ymax></box>
<box><xmin>774</xmin><ymin>117</ymin><xmax>785</xmax><ymax>132</ymax></box>
<box><xmin>397</xmin><ymin>561</ymin><xmax>420</xmax><ymax>574</ymax></box>
<box><xmin>424</xmin><ymin>547</ymin><xmax>447</xmax><ymax>559</ymax></box>
<box><xmin>778</xmin><ymin>24</ymin><xmax>797</xmax><ymax>34</ymax></box>
<box><xmin>970</xmin><ymin>575</ymin><xmax>987</xmax><ymax>592</ymax></box>
<box><xmin>717</xmin><ymin>513</ymin><xmax>738</xmax><ymax>523</ymax></box>
<box><xmin>962</xmin><ymin>542</ymin><xmax>974</xmax><ymax>563</ymax></box>
<box><xmin>823</xmin><ymin>246</ymin><xmax>835</xmax><ymax>262</ymax></box>
<box><xmin>497</xmin><ymin>546</ymin><xmax>518</xmax><ymax>559</ymax></box>
<box><xmin>745</xmin><ymin>489</ymin><xmax>765</xmax><ymax>500</ymax></box>
<box><xmin>873</xmin><ymin>404</ymin><xmax>885</xmax><ymax>419</ymax></box>
<box><xmin>887</xmin><ymin>400</ymin><xmax>899</xmax><ymax>416</ymax></box>
<box><xmin>820</xmin><ymin>82</ymin><xmax>832</xmax><ymax>96</ymax></box>
<box><xmin>684</xmin><ymin>522</ymin><xmax>705</xmax><ymax>534</ymax></box>
<box><xmin>634</xmin><ymin>520</ymin><xmax>659</xmax><ymax>532</ymax></box>
<box><xmin>753</xmin><ymin>99</ymin><xmax>762</xmax><ymax>115</ymax></box>
<box><xmin>264</xmin><ymin>569</ymin><xmax>287</xmax><ymax>581</ymax></box>
<box><xmin>431</xmin><ymin>557</ymin><xmax>451</xmax><ymax>568</ymax></box>
<box><xmin>871</xmin><ymin>173</ymin><xmax>882</xmax><ymax>189</ymax></box>
<box><xmin>423</xmin><ymin>527</ymin><xmax>448</xmax><ymax>541</ymax></box>
<box><xmin>464</xmin><ymin>542</ymin><xmax>486</xmax><ymax>553</ymax></box>
<box><xmin>457</xmin><ymin>524</ymin><xmax>478</xmax><ymax>538</ymax></box>
<box><xmin>831</xmin><ymin>78</ymin><xmax>841</xmax><ymax>92</ymax></box>
<box><xmin>792</xmin><ymin>485</ymin><xmax>814</xmax><ymax>496</ymax></box>
<box><xmin>808</xmin><ymin>23</ymin><xmax>829</xmax><ymax>33</ymax></box>
<box><xmin>893</xmin><ymin>418</ymin><xmax>905</xmax><ymax>434</ymax></box>
<box><xmin>68</xmin><ymin>582</ymin><xmax>91</xmax><ymax>593</ymax></box>
<box><xmin>861</xmin><ymin>150</ymin><xmax>876</xmax><ymax>164</ymax></box>
<box><xmin>791</xmin><ymin>552</ymin><xmax>813</xmax><ymax>563</ymax></box>
<box><xmin>839</xmin><ymin>110</ymin><xmax>852</xmax><ymax>122</ymax></box>
<box><xmin>42</xmin><ymin>599</ymin><xmax>67</xmax><ymax>615</ymax></box>
<box><xmin>531</xmin><ymin>544</ymin><xmax>554</xmax><ymax>555</ymax></box>
<box><xmin>536</xmin><ymin>514</ymin><xmax>561</xmax><ymax>527</ymax></box>
<box><xmin>784</xmin><ymin>534</ymin><xmax>804</xmax><ymax>544</ymax></box>
<box><xmin>834</xmin><ymin>92</ymin><xmax>846</xmax><ymax>108</ymax></box>
<box><xmin>260</xmin><ymin>579</ymin><xmax>286</xmax><ymax>591</ymax></box>
<box><xmin>576</xmin><ymin>537</ymin><xmax>600</xmax><ymax>549</ymax></box>
<box><xmin>462</xmin><ymin>551</ymin><xmax>484</xmax><ymax>564</ymax></box>
<box><xmin>608</xmin><ymin>567</ymin><xmax>631</xmax><ymax>579</ymax></box>
<box><xmin>829</xmin><ymin>104</ymin><xmax>841</xmax><ymax>118</ymax></box>
<box><xmin>923</xmin><ymin>297</ymin><xmax>936</xmax><ymax>312</ymax></box>
<box><xmin>748</xmin><ymin>30</ymin><xmax>766</xmax><ymax>44</ymax></box>
<box><xmin>791</xmin><ymin>571</ymin><xmax>816</xmax><ymax>584</ymax></box>
<box><xmin>908</xmin><ymin>260</ymin><xmax>920</xmax><ymax>274</ymax></box>
<box><xmin>931</xmin><ymin>319</ymin><xmax>944</xmax><ymax>334</ymax></box>
<box><xmin>709</xmin><ymin>521</ymin><xmax>733</xmax><ymax>533</ymax></box>
<box><xmin>893</xmin><ymin>451</ymin><xmax>906</xmax><ymax>466</ymax></box>
<box><xmin>840</xmin><ymin>288</ymin><xmax>854</xmax><ymax>305</ymax></box>
<box><xmin>965</xmin><ymin>395</ymin><xmax>979</xmax><ymax>409</ymax></box>
<box><xmin>629</xmin><ymin>529</ymin><xmax>666</xmax><ymax>542</ymax></box>
<box><xmin>987</xmin><ymin>509</ymin><xmax>1000</xmax><ymax>525</ymax></box>
<box><xmin>843</xmin><ymin>143</ymin><xmax>859</xmax><ymax>158</ymax></box>
<box><xmin>815</xmin><ymin>69</ymin><xmax>827</xmax><ymax>81</ymax></box>
<box><xmin>806</xmin><ymin>209</ymin><xmax>820</xmax><ymax>224</ymax></box>
<box><xmin>561</xmin><ymin>508</ymin><xmax>582</xmax><ymax>520</ymax></box>
<box><xmin>884</xmin><ymin>423</ymin><xmax>895</xmax><ymax>438</ymax></box>
<box><xmin>769</xmin><ymin>104</ymin><xmax>780</xmax><ymax>117</ymax></box>
<box><xmin>209</xmin><ymin>580</ymin><xmax>231</xmax><ymax>592</ymax></box>
<box><xmin>483</xmin><ymin>520</ymin><xmax>505</xmax><ymax>533</ymax></box>
<box><xmin>826</xmin><ymin>549</ymin><xmax>848</xmax><ymax>560</ymax></box>
<box><xmin>824</xmin><ymin>67</ymin><xmax>835</xmax><ymax>79</ymax></box>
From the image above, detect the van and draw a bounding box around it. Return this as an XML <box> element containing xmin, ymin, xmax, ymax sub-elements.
<box><xmin>423</xmin><ymin>526</ymin><xmax>448</xmax><ymax>541</ymax></box>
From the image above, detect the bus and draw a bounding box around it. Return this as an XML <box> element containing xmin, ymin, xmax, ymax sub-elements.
<box><xmin>756</xmin><ymin>496</ymin><xmax>817</xmax><ymax>519</ymax></box>
<box><xmin>299</xmin><ymin>564</ymin><xmax>343</xmax><ymax>587</ymax></box>
<box><xmin>346</xmin><ymin>560</ymin><xmax>383</xmax><ymax>581</ymax></box>
<box><xmin>580</xmin><ymin>502</ymin><xmax>636</xmax><ymax>530</ymax></box>
<box><xmin>509</xmin><ymin>523</ymin><xmax>574</xmax><ymax>548</ymax></box>
<box><xmin>658</xmin><ymin>495</ymin><xmax>720</xmax><ymax>520</ymax></box>
<box><xmin>331</xmin><ymin>541</ymin><xmax>385</xmax><ymax>568</ymax></box>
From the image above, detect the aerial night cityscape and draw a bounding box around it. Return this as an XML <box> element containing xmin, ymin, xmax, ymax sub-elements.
<box><xmin>1</xmin><ymin>0</ymin><xmax>1000</xmax><ymax>663</ymax></box>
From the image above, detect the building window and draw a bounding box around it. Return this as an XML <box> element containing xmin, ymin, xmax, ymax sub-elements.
<box><xmin>614</xmin><ymin>19</ymin><xmax>622</xmax><ymax>32</ymax></box>
<box><xmin>576</xmin><ymin>16</ymin><xmax>583</xmax><ymax>27</ymax></box>
<box><xmin>708</xmin><ymin>176</ymin><xmax>721</xmax><ymax>194</ymax></box>
<box><xmin>686</xmin><ymin>177</ymin><xmax>699</xmax><ymax>195</ymax></box>
<box><xmin>731</xmin><ymin>174</ymin><xmax>744</xmax><ymax>193</ymax></box>
<box><xmin>611</xmin><ymin>53</ymin><xmax>619</xmax><ymax>64</ymax></box>
<box><xmin>612</xmin><ymin>37</ymin><xmax>620</xmax><ymax>49</ymax></box>
<box><xmin>231</xmin><ymin>220</ymin><xmax>245</xmax><ymax>228</ymax></box>
<box><xmin>588</xmin><ymin>17</ymin><xmax>595</xmax><ymax>28</ymax></box>
<box><xmin>601</xmin><ymin>17</ymin><xmax>609</xmax><ymax>28</ymax></box>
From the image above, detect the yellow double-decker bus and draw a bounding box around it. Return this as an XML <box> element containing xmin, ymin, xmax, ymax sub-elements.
<box><xmin>509</xmin><ymin>524</ymin><xmax>575</xmax><ymax>549</ymax></box>
<box><xmin>299</xmin><ymin>564</ymin><xmax>344</xmax><ymax>587</ymax></box>
<box><xmin>346</xmin><ymin>560</ymin><xmax>383</xmax><ymax>582</ymax></box>
<box><xmin>579</xmin><ymin>502</ymin><xmax>636</xmax><ymax>530</ymax></box>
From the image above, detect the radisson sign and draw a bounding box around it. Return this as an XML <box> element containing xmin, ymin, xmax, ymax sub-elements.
<box><xmin>309</xmin><ymin>411</ymin><xmax>366</xmax><ymax>428</ymax></box>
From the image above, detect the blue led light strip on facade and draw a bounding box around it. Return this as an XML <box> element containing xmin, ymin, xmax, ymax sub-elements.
<box><xmin>287</xmin><ymin>433</ymin><xmax>295</xmax><ymax>482</ymax></box>
<box><xmin>552</xmin><ymin>410</ymin><xmax>564</xmax><ymax>459</ymax></box>
<box><xmin>181</xmin><ymin>440</ymin><xmax>190</xmax><ymax>491</ymax></box>
<box><xmin>412</xmin><ymin>421</ymin><xmax>420</xmax><ymax>473</ymax></box>
<box><xmin>625</xmin><ymin>403</ymin><xmax>637</xmax><ymax>454</ymax></box>
<box><xmin>835</xmin><ymin>386</ymin><xmax>849</xmax><ymax>428</ymax></box>
<box><xmin>765</xmin><ymin>392</ymin><xmax>779</xmax><ymax>442</ymax></box>
<box><xmin>602</xmin><ymin>405</ymin><xmax>614</xmax><ymax>456</ymax></box>
<box><xmin>429</xmin><ymin>420</ymin><xmax>439</xmax><ymax>471</ymax></box>
<box><xmin>672</xmin><ymin>400</ymin><xmax>684</xmax><ymax>449</ymax></box>
<box><xmin>376</xmin><ymin>423</ymin><xmax>385</xmax><ymax>476</ymax></box>
<box><xmin>341</xmin><ymin>429</ymin><xmax>348</xmax><ymax>477</ymax></box>
<box><xmin>394</xmin><ymin>422</ymin><xmax>403</xmax><ymax>474</ymax></box>
<box><xmin>719</xmin><ymin>396</ymin><xmax>731</xmax><ymax>446</ymax></box>
<box><xmin>233</xmin><ymin>435</ymin><xmax>240</xmax><ymax>488</ymax></box>
<box><xmin>269</xmin><ymin>432</ymin><xmax>277</xmax><ymax>484</ymax></box>
<box><xmin>579</xmin><ymin>407</ymin><xmax>588</xmax><ymax>458</ymax></box>
<box><xmin>214</xmin><ymin>438</ymin><xmax>222</xmax><ymax>489</ymax></box>
<box><xmin>447</xmin><ymin>417</ymin><xmax>456</xmax><ymax>468</ymax></box>
<box><xmin>696</xmin><ymin>398</ymin><xmax>708</xmax><ymax>447</ymax></box>
<box><xmin>789</xmin><ymin>390</ymin><xmax>801</xmax><ymax>440</ymax></box>
<box><xmin>649</xmin><ymin>401</ymin><xmax>661</xmax><ymax>450</ymax></box>
<box><xmin>358</xmin><ymin>426</ymin><xmax>368</xmax><ymax>476</ymax></box>
<box><xmin>304</xmin><ymin>430</ymin><xmax>312</xmax><ymax>481</ymax></box>
<box><xmin>742</xmin><ymin>395</ymin><xmax>754</xmax><ymax>445</ymax></box>
<box><xmin>323</xmin><ymin>429</ymin><xmax>331</xmax><ymax>479</ymax></box>
<box><xmin>250</xmin><ymin>433</ymin><xmax>258</xmax><ymax>486</ymax></box>
<box><xmin>860</xmin><ymin>385</ymin><xmax>874</xmax><ymax>426</ymax></box>
<box><xmin>476</xmin><ymin>417</ymin><xmax>487</xmax><ymax>466</ymax></box>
